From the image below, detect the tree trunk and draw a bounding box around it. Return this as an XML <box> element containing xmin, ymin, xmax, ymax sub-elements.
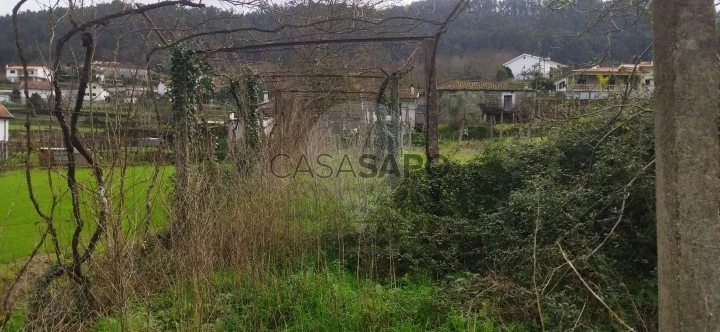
<box><xmin>653</xmin><ymin>0</ymin><xmax>720</xmax><ymax>330</ymax></box>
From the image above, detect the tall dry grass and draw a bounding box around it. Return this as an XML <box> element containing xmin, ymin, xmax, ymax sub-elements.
<box><xmin>81</xmin><ymin>94</ymin><xmax>375</xmax><ymax>330</ymax></box>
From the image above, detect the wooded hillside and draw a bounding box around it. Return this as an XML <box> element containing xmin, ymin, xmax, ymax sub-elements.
<box><xmin>0</xmin><ymin>0</ymin><xmax>652</xmax><ymax>78</ymax></box>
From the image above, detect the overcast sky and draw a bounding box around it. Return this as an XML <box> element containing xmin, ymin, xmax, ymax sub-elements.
<box><xmin>0</xmin><ymin>0</ymin><xmax>242</xmax><ymax>16</ymax></box>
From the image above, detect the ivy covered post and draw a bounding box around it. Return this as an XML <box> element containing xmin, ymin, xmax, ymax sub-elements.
<box><xmin>245</xmin><ymin>74</ymin><xmax>261</xmax><ymax>152</ymax></box>
<box><xmin>169</xmin><ymin>48</ymin><xmax>201</xmax><ymax>225</ymax></box>
<box><xmin>375</xmin><ymin>77</ymin><xmax>390</xmax><ymax>160</ymax></box>
<box><xmin>374</xmin><ymin>75</ymin><xmax>401</xmax><ymax>177</ymax></box>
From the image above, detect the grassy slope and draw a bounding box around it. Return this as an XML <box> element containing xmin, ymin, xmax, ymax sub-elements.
<box><xmin>0</xmin><ymin>165</ymin><xmax>172</xmax><ymax>265</ymax></box>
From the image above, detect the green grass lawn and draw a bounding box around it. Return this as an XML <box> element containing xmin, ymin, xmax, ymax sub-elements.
<box><xmin>0</xmin><ymin>165</ymin><xmax>173</xmax><ymax>265</ymax></box>
<box><xmin>403</xmin><ymin>141</ymin><xmax>483</xmax><ymax>164</ymax></box>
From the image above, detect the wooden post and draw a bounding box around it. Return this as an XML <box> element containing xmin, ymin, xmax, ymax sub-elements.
<box><xmin>275</xmin><ymin>90</ymin><xmax>284</xmax><ymax>150</ymax></box>
<box><xmin>423</xmin><ymin>38</ymin><xmax>439</xmax><ymax>166</ymax></box>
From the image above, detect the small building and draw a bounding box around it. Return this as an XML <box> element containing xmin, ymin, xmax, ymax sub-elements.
<box><xmin>62</xmin><ymin>83</ymin><xmax>110</xmax><ymax>103</ymax></box>
<box><xmin>0</xmin><ymin>104</ymin><xmax>14</xmax><ymax>159</ymax></box>
<box><xmin>438</xmin><ymin>80</ymin><xmax>536</xmax><ymax>124</ymax></box>
<box><xmin>554</xmin><ymin>61</ymin><xmax>654</xmax><ymax>100</ymax></box>
<box><xmin>503</xmin><ymin>54</ymin><xmax>567</xmax><ymax>80</ymax></box>
<box><xmin>5</xmin><ymin>65</ymin><xmax>52</xmax><ymax>83</ymax></box>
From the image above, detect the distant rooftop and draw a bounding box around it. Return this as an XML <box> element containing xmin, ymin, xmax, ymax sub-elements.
<box><xmin>6</xmin><ymin>65</ymin><xmax>48</xmax><ymax>70</ymax></box>
<box><xmin>18</xmin><ymin>81</ymin><xmax>54</xmax><ymax>90</ymax></box>
<box><xmin>503</xmin><ymin>54</ymin><xmax>567</xmax><ymax>67</ymax></box>
<box><xmin>572</xmin><ymin>61</ymin><xmax>654</xmax><ymax>74</ymax></box>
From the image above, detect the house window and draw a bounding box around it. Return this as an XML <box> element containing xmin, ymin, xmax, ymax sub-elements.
<box><xmin>9</xmin><ymin>70</ymin><xmax>15</xmax><ymax>74</ymax></box>
<box><xmin>92</xmin><ymin>93</ymin><xmax>97</xmax><ymax>96</ymax></box>
<box><xmin>645</xmin><ymin>79</ymin><xmax>652</xmax><ymax>85</ymax></box>
<box><xmin>559</xmin><ymin>81</ymin><xmax>566</xmax><ymax>89</ymax></box>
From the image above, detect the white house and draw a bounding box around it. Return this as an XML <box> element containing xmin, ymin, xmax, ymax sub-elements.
<box><xmin>0</xmin><ymin>104</ymin><xmax>14</xmax><ymax>159</ymax></box>
<box><xmin>5</xmin><ymin>65</ymin><xmax>52</xmax><ymax>83</ymax></box>
<box><xmin>503</xmin><ymin>54</ymin><xmax>566</xmax><ymax>80</ymax></box>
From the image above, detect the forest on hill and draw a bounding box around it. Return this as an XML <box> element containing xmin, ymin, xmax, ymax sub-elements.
<box><xmin>0</xmin><ymin>0</ymin><xmax>652</xmax><ymax>79</ymax></box>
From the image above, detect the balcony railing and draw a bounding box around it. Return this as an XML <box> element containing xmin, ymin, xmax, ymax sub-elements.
<box><xmin>568</xmin><ymin>84</ymin><xmax>654</xmax><ymax>92</ymax></box>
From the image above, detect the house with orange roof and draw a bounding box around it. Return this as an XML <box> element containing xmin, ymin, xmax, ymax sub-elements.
<box><xmin>554</xmin><ymin>61</ymin><xmax>654</xmax><ymax>99</ymax></box>
<box><xmin>5</xmin><ymin>65</ymin><xmax>52</xmax><ymax>83</ymax></box>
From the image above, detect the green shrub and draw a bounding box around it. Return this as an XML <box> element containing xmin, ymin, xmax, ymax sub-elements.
<box><xmin>347</xmin><ymin>108</ymin><xmax>657</xmax><ymax>329</ymax></box>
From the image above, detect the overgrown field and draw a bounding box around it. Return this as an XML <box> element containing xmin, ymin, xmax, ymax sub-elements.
<box><xmin>0</xmin><ymin>107</ymin><xmax>658</xmax><ymax>331</ymax></box>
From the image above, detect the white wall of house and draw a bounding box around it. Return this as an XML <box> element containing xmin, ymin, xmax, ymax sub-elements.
<box><xmin>79</xmin><ymin>84</ymin><xmax>109</xmax><ymax>102</ymax></box>
<box><xmin>61</xmin><ymin>84</ymin><xmax>110</xmax><ymax>103</ymax></box>
<box><xmin>0</xmin><ymin>118</ymin><xmax>9</xmax><ymax>142</ymax></box>
<box><xmin>5</xmin><ymin>66</ymin><xmax>52</xmax><ymax>83</ymax></box>
<box><xmin>504</xmin><ymin>54</ymin><xmax>564</xmax><ymax>80</ymax></box>
<box><xmin>0</xmin><ymin>118</ymin><xmax>8</xmax><ymax>159</ymax></box>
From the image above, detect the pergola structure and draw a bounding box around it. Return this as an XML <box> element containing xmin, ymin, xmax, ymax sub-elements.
<box><xmin>150</xmin><ymin>0</ymin><xmax>470</xmax><ymax>167</ymax></box>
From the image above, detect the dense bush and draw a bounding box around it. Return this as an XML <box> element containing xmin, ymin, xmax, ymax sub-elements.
<box><xmin>348</xmin><ymin>109</ymin><xmax>657</xmax><ymax>329</ymax></box>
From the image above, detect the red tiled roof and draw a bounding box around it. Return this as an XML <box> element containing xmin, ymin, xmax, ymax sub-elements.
<box><xmin>0</xmin><ymin>104</ymin><xmax>14</xmax><ymax>119</ymax></box>
<box><xmin>438</xmin><ymin>80</ymin><xmax>530</xmax><ymax>91</ymax></box>
<box><xmin>6</xmin><ymin>65</ymin><xmax>47</xmax><ymax>70</ymax></box>
<box><xmin>573</xmin><ymin>62</ymin><xmax>654</xmax><ymax>74</ymax></box>
<box><xmin>18</xmin><ymin>81</ymin><xmax>53</xmax><ymax>90</ymax></box>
